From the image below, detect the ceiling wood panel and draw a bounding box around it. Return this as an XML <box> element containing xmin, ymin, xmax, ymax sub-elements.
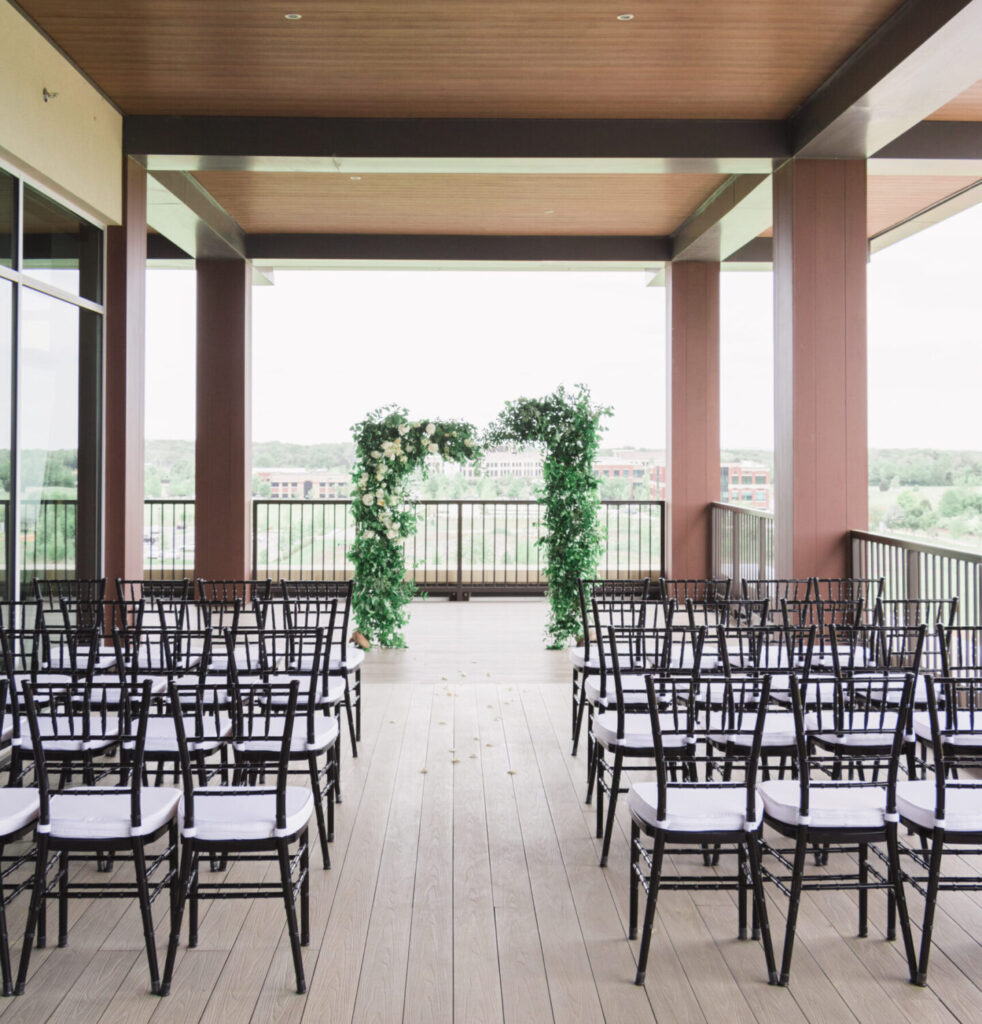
<box><xmin>190</xmin><ymin>171</ymin><xmax>728</xmax><ymax>235</ymax></box>
<box><xmin>19</xmin><ymin>1</ymin><xmax>903</xmax><ymax>119</ymax></box>
<box><xmin>929</xmin><ymin>79</ymin><xmax>982</xmax><ymax>121</ymax></box>
<box><xmin>758</xmin><ymin>174</ymin><xmax>982</xmax><ymax>238</ymax></box>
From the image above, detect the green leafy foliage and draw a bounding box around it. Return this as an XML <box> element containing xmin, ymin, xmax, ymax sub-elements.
<box><xmin>486</xmin><ymin>385</ymin><xmax>611</xmax><ymax>649</ymax></box>
<box><xmin>349</xmin><ymin>407</ymin><xmax>482</xmax><ymax>648</ymax></box>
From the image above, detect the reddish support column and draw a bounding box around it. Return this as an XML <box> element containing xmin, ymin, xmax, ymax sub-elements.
<box><xmin>104</xmin><ymin>157</ymin><xmax>146</xmax><ymax>587</ymax></box>
<box><xmin>773</xmin><ymin>159</ymin><xmax>868</xmax><ymax>579</ymax></box>
<box><xmin>194</xmin><ymin>260</ymin><xmax>252</xmax><ymax>581</ymax></box>
<box><xmin>666</xmin><ymin>261</ymin><xmax>720</xmax><ymax>580</ymax></box>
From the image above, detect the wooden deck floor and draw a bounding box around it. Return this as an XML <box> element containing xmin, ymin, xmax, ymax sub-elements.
<box><xmin>6</xmin><ymin>598</ymin><xmax>982</xmax><ymax>1023</ymax></box>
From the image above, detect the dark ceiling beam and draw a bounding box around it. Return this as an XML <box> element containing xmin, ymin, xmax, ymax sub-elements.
<box><xmin>126</xmin><ymin>116</ymin><xmax>785</xmax><ymax>173</ymax></box>
<box><xmin>244</xmin><ymin>234</ymin><xmax>670</xmax><ymax>264</ymax></box>
<box><xmin>726</xmin><ymin>237</ymin><xmax>772</xmax><ymax>264</ymax></box>
<box><xmin>791</xmin><ymin>0</ymin><xmax>982</xmax><ymax>158</ymax></box>
<box><xmin>147</xmin><ymin>171</ymin><xmax>246</xmax><ymax>260</ymax></box>
<box><xmin>669</xmin><ymin>174</ymin><xmax>772</xmax><ymax>262</ymax></box>
<box><xmin>871</xmin><ymin>121</ymin><xmax>982</xmax><ymax>174</ymax></box>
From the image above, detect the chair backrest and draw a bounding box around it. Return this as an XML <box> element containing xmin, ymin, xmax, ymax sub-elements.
<box><xmin>598</xmin><ymin>623</ymin><xmax>702</xmax><ymax>739</ymax></box>
<box><xmin>716</xmin><ymin>621</ymin><xmax>805</xmax><ymax>676</ymax></box>
<box><xmin>281</xmin><ymin>579</ymin><xmax>353</xmax><ymax>643</ymax></box>
<box><xmin>741</xmin><ymin>578</ymin><xmax>811</xmax><ymax>604</ymax></box>
<box><xmin>576</xmin><ymin>578</ymin><xmax>650</xmax><ymax>664</ymax></box>
<box><xmin>33</xmin><ymin>577</ymin><xmax>106</xmax><ymax>632</ymax></box>
<box><xmin>810</xmin><ymin>577</ymin><xmax>884</xmax><ymax>606</ymax></box>
<box><xmin>227</xmin><ymin>623</ymin><xmax>330</xmax><ymax>695</ymax></box>
<box><xmin>889</xmin><ymin>674</ymin><xmax>982</xmax><ymax>825</ymax></box>
<box><xmin>657</xmin><ymin>577</ymin><xmax>731</xmax><ymax>605</ymax></box>
<box><xmin>170</xmin><ymin>674</ymin><xmax>301</xmax><ymax>839</ymax></box>
<box><xmin>874</xmin><ymin>597</ymin><xmax>958</xmax><ymax>630</ymax></box>
<box><xmin>113</xmin><ymin>578</ymin><xmax>192</xmax><ymax>633</ymax></box>
<box><xmin>197</xmin><ymin>579</ymin><xmax>272</xmax><ymax>631</ymax></box>
<box><xmin>830</xmin><ymin>621</ymin><xmax>925</xmax><ymax>676</ymax></box>
<box><xmin>612</xmin><ymin>631</ymin><xmax>769</xmax><ymax>829</ymax></box>
<box><xmin>939</xmin><ymin>625</ymin><xmax>982</xmax><ymax>678</ymax></box>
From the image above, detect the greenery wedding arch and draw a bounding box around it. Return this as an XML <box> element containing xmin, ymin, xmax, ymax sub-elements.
<box><xmin>349</xmin><ymin>406</ymin><xmax>482</xmax><ymax>647</ymax></box>
<box><xmin>486</xmin><ymin>384</ymin><xmax>611</xmax><ymax>648</ymax></box>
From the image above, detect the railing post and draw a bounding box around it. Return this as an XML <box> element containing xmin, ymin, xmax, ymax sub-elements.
<box><xmin>905</xmin><ymin>549</ymin><xmax>920</xmax><ymax>603</ymax></box>
<box><xmin>251</xmin><ymin>500</ymin><xmax>258</xmax><ymax>580</ymax></box>
<box><xmin>731</xmin><ymin>511</ymin><xmax>741</xmax><ymax>585</ymax></box>
<box><xmin>758</xmin><ymin>520</ymin><xmax>767</xmax><ymax>580</ymax></box>
<box><xmin>455</xmin><ymin>501</ymin><xmax>465</xmax><ymax>601</ymax></box>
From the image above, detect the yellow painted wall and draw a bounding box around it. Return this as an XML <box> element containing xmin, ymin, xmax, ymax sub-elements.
<box><xmin>0</xmin><ymin>1</ymin><xmax>122</xmax><ymax>225</ymax></box>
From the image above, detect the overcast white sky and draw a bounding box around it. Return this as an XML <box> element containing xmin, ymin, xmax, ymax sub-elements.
<box><xmin>144</xmin><ymin>199</ymin><xmax>982</xmax><ymax>452</ymax></box>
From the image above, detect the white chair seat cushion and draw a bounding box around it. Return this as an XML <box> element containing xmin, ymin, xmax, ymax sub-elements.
<box><xmin>707</xmin><ymin>711</ymin><xmax>797</xmax><ymax>749</ymax></box>
<box><xmin>805</xmin><ymin>711</ymin><xmax>900</xmax><ymax>748</ymax></box>
<box><xmin>912</xmin><ymin>711</ymin><xmax>982</xmax><ymax>746</ymax></box>
<box><xmin>17</xmin><ymin>714</ymin><xmax>120</xmax><ymax>753</ymax></box>
<box><xmin>592</xmin><ymin>712</ymin><xmax>689</xmax><ymax>750</ymax></box>
<box><xmin>568</xmin><ymin>646</ymin><xmax>600</xmax><ymax>671</ymax></box>
<box><xmin>0</xmin><ymin>789</ymin><xmax>40</xmax><ymax>836</ymax></box>
<box><xmin>758</xmin><ymin>780</ymin><xmax>886</xmax><ymax>829</ymax></box>
<box><xmin>124</xmin><ymin>714</ymin><xmax>233</xmax><ymax>754</ymax></box>
<box><xmin>330</xmin><ymin>648</ymin><xmax>365</xmax><ymax>672</ymax></box>
<box><xmin>234</xmin><ymin>714</ymin><xmax>340</xmax><ymax>754</ymax></box>
<box><xmin>48</xmin><ymin>786</ymin><xmax>180</xmax><ymax>839</ymax></box>
<box><xmin>181</xmin><ymin>785</ymin><xmax>313</xmax><ymax>840</ymax></box>
<box><xmin>628</xmin><ymin>783</ymin><xmax>762</xmax><ymax>832</ymax></box>
<box><xmin>584</xmin><ymin>678</ymin><xmax>647</xmax><ymax>707</ymax></box>
<box><xmin>266</xmin><ymin>677</ymin><xmax>347</xmax><ymax>706</ymax></box>
<box><xmin>896</xmin><ymin>780</ymin><xmax>982</xmax><ymax>833</ymax></box>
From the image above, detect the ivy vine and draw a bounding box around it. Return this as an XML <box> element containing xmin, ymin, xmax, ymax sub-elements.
<box><xmin>349</xmin><ymin>406</ymin><xmax>482</xmax><ymax>648</ymax></box>
<box><xmin>486</xmin><ymin>384</ymin><xmax>611</xmax><ymax>648</ymax></box>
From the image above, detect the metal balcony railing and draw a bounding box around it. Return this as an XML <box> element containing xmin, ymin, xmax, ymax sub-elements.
<box><xmin>710</xmin><ymin>502</ymin><xmax>775</xmax><ymax>582</ymax></box>
<box><xmin>252</xmin><ymin>498</ymin><xmax>665</xmax><ymax>596</ymax></box>
<box><xmin>851</xmin><ymin>530</ymin><xmax>982</xmax><ymax>626</ymax></box>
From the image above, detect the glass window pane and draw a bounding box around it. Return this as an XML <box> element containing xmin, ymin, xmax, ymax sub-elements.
<box><xmin>22</xmin><ymin>186</ymin><xmax>102</xmax><ymax>302</ymax></box>
<box><xmin>0</xmin><ymin>170</ymin><xmax>13</xmax><ymax>269</ymax></box>
<box><xmin>20</xmin><ymin>287</ymin><xmax>78</xmax><ymax>583</ymax></box>
<box><xmin>0</xmin><ymin>281</ymin><xmax>10</xmax><ymax>589</ymax></box>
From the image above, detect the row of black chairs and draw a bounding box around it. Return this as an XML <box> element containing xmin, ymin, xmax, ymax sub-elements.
<box><xmin>0</xmin><ymin>579</ymin><xmax>370</xmax><ymax>998</ymax></box>
<box><xmin>599</xmin><ymin>623</ymin><xmax>982</xmax><ymax>990</ymax></box>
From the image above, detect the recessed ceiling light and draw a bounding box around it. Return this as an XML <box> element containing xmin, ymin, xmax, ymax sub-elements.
<box><xmin>617</xmin><ymin>13</ymin><xmax>634</xmax><ymax>20</ymax></box>
<box><xmin>544</xmin><ymin>210</ymin><xmax>555</xmax><ymax>215</ymax></box>
<box><xmin>349</xmin><ymin>176</ymin><xmax>362</xmax><ymax>181</ymax></box>
<box><xmin>284</xmin><ymin>12</ymin><xmax>302</xmax><ymax>20</ymax></box>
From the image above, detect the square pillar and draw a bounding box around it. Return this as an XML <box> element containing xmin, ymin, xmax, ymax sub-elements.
<box><xmin>773</xmin><ymin>159</ymin><xmax>868</xmax><ymax>579</ymax></box>
<box><xmin>666</xmin><ymin>261</ymin><xmax>720</xmax><ymax>579</ymax></box>
<box><xmin>104</xmin><ymin>156</ymin><xmax>146</xmax><ymax>586</ymax></box>
<box><xmin>194</xmin><ymin>259</ymin><xmax>252</xmax><ymax>581</ymax></box>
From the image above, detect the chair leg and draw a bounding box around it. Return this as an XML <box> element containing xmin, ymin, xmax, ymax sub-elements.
<box><xmin>737</xmin><ymin>843</ymin><xmax>748</xmax><ymax>940</ymax></box>
<box><xmin>746</xmin><ymin>832</ymin><xmax>779</xmax><ymax>985</ymax></box>
<box><xmin>571</xmin><ymin>671</ymin><xmax>586</xmax><ymax>756</ymax></box>
<box><xmin>327</xmin><ymin>746</ymin><xmax>337</xmax><ymax>841</ymax></box>
<box><xmin>132</xmin><ymin>840</ymin><xmax>162</xmax><ymax>995</ymax></box>
<box><xmin>629</xmin><ymin>820</ymin><xmax>640</xmax><ymax>940</ymax></box>
<box><xmin>354</xmin><ymin>671</ymin><xmax>362</xmax><ymax>742</ymax></box>
<box><xmin>594</xmin><ymin>748</ymin><xmax>605</xmax><ymax>838</ymax></box>
<box><xmin>161</xmin><ymin>842</ymin><xmax>195</xmax><ymax>997</ymax></box>
<box><xmin>307</xmin><ymin>754</ymin><xmax>330</xmax><ymax>869</ymax></box>
<box><xmin>276</xmin><ymin>838</ymin><xmax>306</xmax><ymax>994</ymax></box>
<box><xmin>343</xmin><ymin>691</ymin><xmax>358</xmax><ymax>759</ymax></box>
<box><xmin>635</xmin><ymin>831</ymin><xmax>666</xmax><ymax>985</ymax></box>
<box><xmin>0</xmin><ymin>843</ymin><xmax>11</xmax><ymax>996</ymax></box>
<box><xmin>916</xmin><ymin>829</ymin><xmax>946</xmax><ymax>986</ymax></box>
<box><xmin>779</xmin><ymin>830</ymin><xmax>809</xmax><ymax>986</ymax></box>
<box><xmin>15</xmin><ymin>833</ymin><xmax>48</xmax><ymax>994</ymax></box>
<box><xmin>57</xmin><ymin>850</ymin><xmax>69</xmax><ymax>947</ymax></box>
<box><xmin>300</xmin><ymin>830</ymin><xmax>310</xmax><ymax>946</ymax></box>
<box><xmin>885</xmin><ymin>820</ymin><xmax>917</xmax><ymax>982</ymax></box>
<box><xmin>858</xmin><ymin>842</ymin><xmax>868</xmax><ymax>938</ymax></box>
<box><xmin>600</xmin><ymin>751</ymin><xmax>622</xmax><ymax>867</ymax></box>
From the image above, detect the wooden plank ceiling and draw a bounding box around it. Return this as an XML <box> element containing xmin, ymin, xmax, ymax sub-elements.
<box><xmin>929</xmin><ymin>79</ymin><xmax>982</xmax><ymax>121</ymax></box>
<box><xmin>189</xmin><ymin>172</ymin><xmax>729</xmax><ymax>235</ymax></box>
<box><xmin>20</xmin><ymin>0</ymin><xmax>903</xmax><ymax>119</ymax></box>
<box><xmin>758</xmin><ymin>175</ymin><xmax>982</xmax><ymax>240</ymax></box>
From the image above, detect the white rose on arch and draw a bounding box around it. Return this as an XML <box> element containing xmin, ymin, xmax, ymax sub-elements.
<box><xmin>425</xmin><ymin>423</ymin><xmax>436</xmax><ymax>436</ymax></box>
